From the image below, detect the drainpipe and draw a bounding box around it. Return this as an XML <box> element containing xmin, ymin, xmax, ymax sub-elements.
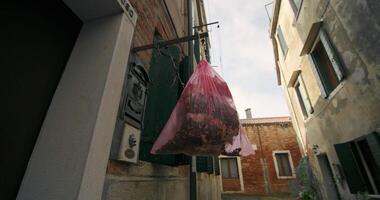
<box><xmin>255</xmin><ymin>125</ymin><xmax>272</xmax><ymax>194</ymax></box>
<box><xmin>187</xmin><ymin>1</ymin><xmax>196</xmax><ymax>200</ymax></box>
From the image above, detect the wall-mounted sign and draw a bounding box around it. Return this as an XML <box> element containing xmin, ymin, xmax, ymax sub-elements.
<box><xmin>118</xmin><ymin>124</ymin><xmax>141</xmax><ymax>163</ymax></box>
<box><xmin>118</xmin><ymin>0</ymin><xmax>137</xmax><ymax>25</ymax></box>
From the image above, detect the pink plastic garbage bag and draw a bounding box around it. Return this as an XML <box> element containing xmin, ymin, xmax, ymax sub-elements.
<box><xmin>151</xmin><ymin>60</ymin><xmax>240</xmax><ymax>155</ymax></box>
<box><xmin>222</xmin><ymin>125</ymin><xmax>255</xmax><ymax>156</ymax></box>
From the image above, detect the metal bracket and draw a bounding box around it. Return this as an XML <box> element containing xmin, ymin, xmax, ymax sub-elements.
<box><xmin>132</xmin><ymin>32</ymin><xmax>209</xmax><ymax>52</ymax></box>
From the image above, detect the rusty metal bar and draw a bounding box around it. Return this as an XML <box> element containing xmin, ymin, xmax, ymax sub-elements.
<box><xmin>132</xmin><ymin>32</ymin><xmax>209</xmax><ymax>52</ymax></box>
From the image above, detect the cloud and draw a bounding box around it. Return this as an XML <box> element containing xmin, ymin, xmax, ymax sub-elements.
<box><xmin>205</xmin><ymin>0</ymin><xmax>290</xmax><ymax>118</ymax></box>
<box><xmin>230</xmin><ymin>86</ymin><xmax>289</xmax><ymax>118</ymax></box>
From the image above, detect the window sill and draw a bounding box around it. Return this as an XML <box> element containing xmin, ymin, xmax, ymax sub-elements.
<box><xmin>222</xmin><ymin>178</ymin><xmax>240</xmax><ymax>180</ymax></box>
<box><xmin>277</xmin><ymin>175</ymin><xmax>296</xmax><ymax>179</ymax></box>
<box><xmin>222</xmin><ymin>190</ymin><xmax>245</xmax><ymax>194</ymax></box>
<box><xmin>303</xmin><ymin>80</ymin><xmax>346</xmax><ymax>123</ymax></box>
<box><xmin>326</xmin><ymin>80</ymin><xmax>346</xmax><ymax>101</ymax></box>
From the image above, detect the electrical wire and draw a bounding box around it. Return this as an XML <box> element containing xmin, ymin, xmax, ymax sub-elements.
<box><xmin>157</xmin><ymin>47</ymin><xmax>185</xmax><ymax>88</ymax></box>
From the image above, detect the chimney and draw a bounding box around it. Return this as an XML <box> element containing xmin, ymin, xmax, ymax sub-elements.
<box><xmin>245</xmin><ymin>108</ymin><xmax>252</xmax><ymax>119</ymax></box>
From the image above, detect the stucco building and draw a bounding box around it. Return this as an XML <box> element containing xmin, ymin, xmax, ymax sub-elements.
<box><xmin>270</xmin><ymin>0</ymin><xmax>380</xmax><ymax>199</ymax></box>
<box><xmin>220</xmin><ymin>111</ymin><xmax>302</xmax><ymax>197</ymax></box>
<box><xmin>1</xmin><ymin>0</ymin><xmax>220</xmax><ymax>199</ymax></box>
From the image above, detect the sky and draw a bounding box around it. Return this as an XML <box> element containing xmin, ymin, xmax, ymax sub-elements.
<box><xmin>204</xmin><ymin>0</ymin><xmax>289</xmax><ymax>118</ymax></box>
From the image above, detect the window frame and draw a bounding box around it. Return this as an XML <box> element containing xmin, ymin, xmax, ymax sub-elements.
<box><xmin>276</xmin><ymin>26</ymin><xmax>289</xmax><ymax>58</ymax></box>
<box><xmin>220</xmin><ymin>157</ymin><xmax>240</xmax><ymax>179</ymax></box>
<box><xmin>309</xmin><ymin>29</ymin><xmax>345</xmax><ymax>98</ymax></box>
<box><xmin>289</xmin><ymin>0</ymin><xmax>303</xmax><ymax>19</ymax></box>
<box><xmin>219</xmin><ymin>155</ymin><xmax>245</xmax><ymax>192</ymax></box>
<box><xmin>272</xmin><ymin>150</ymin><xmax>296</xmax><ymax>179</ymax></box>
<box><xmin>294</xmin><ymin>74</ymin><xmax>314</xmax><ymax>119</ymax></box>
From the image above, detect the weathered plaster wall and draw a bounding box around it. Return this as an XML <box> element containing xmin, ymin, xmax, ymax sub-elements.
<box><xmin>103</xmin><ymin>161</ymin><xmax>189</xmax><ymax>200</ymax></box>
<box><xmin>274</xmin><ymin>0</ymin><xmax>380</xmax><ymax>199</ymax></box>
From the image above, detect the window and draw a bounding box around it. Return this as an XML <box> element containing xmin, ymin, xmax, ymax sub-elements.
<box><xmin>310</xmin><ymin>30</ymin><xmax>344</xmax><ymax>97</ymax></box>
<box><xmin>289</xmin><ymin>0</ymin><xmax>303</xmax><ymax>15</ymax></box>
<box><xmin>277</xmin><ymin>26</ymin><xmax>288</xmax><ymax>57</ymax></box>
<box><xmin>294</xmin><ymin>75</ymin><xmax>313</xmax><ymax>118</ymax></box>
<box><xmin>335</xmin><ymin>133</ymin><xmax>380</xmax><ymax>195</ymax></box>
<box><xmin>221</xmin><ymin>157</ymin><xmax>239</xmax><ymax>179</ymax></box>
<box><xmin>273</xmin><ymin>151</ymin><xmax>295</xmax><ymax>178</ymax></box>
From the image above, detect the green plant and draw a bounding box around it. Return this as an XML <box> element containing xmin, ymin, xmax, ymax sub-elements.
<box><xmin>356</xmin><ymin>191</ymin><xmax>369</xmax><ymax>200</ymax></box>
<box><xmin>299</xmin><ymin>191</ymin><xmax>316</xmax><ymax>200</ymax></box>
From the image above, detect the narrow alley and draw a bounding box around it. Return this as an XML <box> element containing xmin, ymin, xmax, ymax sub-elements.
<box><xmin>1</xmin><ymin>0</ymin><xmax>379</xmax><ymax>200</ymax></box>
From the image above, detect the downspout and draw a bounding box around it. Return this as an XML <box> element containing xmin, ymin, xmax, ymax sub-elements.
<box><xmin>187</xmin><ymin>1</ymin><xmax>196</xmax><ymax>200</ymax></box>
<box><xmin>255</xmin><ymin>125</ymin><xmax>272</xmax><ymax>194</ymax></box>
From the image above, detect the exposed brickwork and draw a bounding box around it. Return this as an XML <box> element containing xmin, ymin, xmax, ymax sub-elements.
<box><xmin>129</xmin><ymin>0</ymin><xmax>186</xmax><ymax>67</ymax></box>
<box><xmin>222</xmin><ymin>179</ymin><xmax>241</xmax><ymax>191</ymax></box>
<box><xmin>240</xmin><ymin>120</ymin><xmax>302</xmax><ymax>195</ymax></box>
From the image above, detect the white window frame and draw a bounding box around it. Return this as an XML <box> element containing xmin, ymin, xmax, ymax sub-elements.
<box><xmin>308</xmin><ymin>29</ymin><xmax>345</xmax><ymax>98</ymax></box>
<box><xmin>289</xmin><ymin>0</ymin><xmax>303</xmax><ymax>19</ymax></box>
<box><xmin>219</xmin><ymin>155</ymin><xmax>245</xmax><ymax>193</ymax></box>
<box><xmin>276</xmin><ymin>26</ymin><xmax>288</xmax><ymax>58</ymax></box>
<box><xmin>272</xmin><ymin>150</ymin><xmax>296</xmax><ymax>179</ymax></box>
<box><xmin>294</xmin><ymin>74</ymin><xmax>313</xmax><ymax>119</ymax></box>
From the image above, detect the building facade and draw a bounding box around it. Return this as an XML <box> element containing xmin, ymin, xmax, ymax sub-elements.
<box><xmin>1</xmin><ymin>0</ymin><xmax>219</xmax><ymax>199</ymax></box>
<box><xmin>220</xmin><ymin>115</ymin><xmax>302</xmax><ymax>197</ymax></box>
<box><xmin>270</xmin><ymin>0</ymin><xmax>380</xmax><ymax>199</ymax></box>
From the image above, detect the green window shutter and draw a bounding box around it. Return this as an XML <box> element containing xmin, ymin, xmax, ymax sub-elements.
<box><xmin>277</xmin><ymin>26</ymin><xmax>288</xmax><ymax>56</ymax></box>
<box><xmin>197</xmin><ymin>156</ymin><xmax>209</xmax><ymax>172</ymax></box>
<box><xmin>214</xmin><ymin>156</ymin><xmax>221</xmax><ymax>175</ymax></box>
<box><xmin>139</xmin><ymin>36</ymin><xmax>184</xmax><ymax>166</ymax></box>
<box><xmin>196</xmin><ymin>156</ymin><xmax>214</xmax><ymax>174</ymax></box>
<box><xmin>194</xmin><ymin>38</ymin><xmax>200</xmax><ymax>63</ymax></box>
<box><xmin>319</xmin><ymin>29</ymin><xmax>344</xmax><ymax>81</ymax></box>
<box><xmin>308</xmin><ymin>55</ymin><xmax>328</xmax><ymax>98</ymax></box>
<box><xmin>366</xmin><ymin>132</ymin><xmax>380</xmax><ymax>173</ymax></box>
<box><xmin>207</xmin><ymin>157</ymin><xmax>214</xmax><ymax>174</ymax></box>
<box><xmin>334</xmin><ymin>142</ymin><xmax>367</xmax><ymax>193</ymax></box>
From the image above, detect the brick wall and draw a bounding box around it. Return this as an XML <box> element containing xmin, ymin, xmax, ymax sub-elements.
<box><xmin>222</xmin><ymin>179</ymin><xmax>241</xmax><ymax>191</ymax></box>
<box><xmin>240</xmin><ymin>121</ymin><xmax>302</xmax><ymax>195</ymax></box>
<box><xmin>129</xmin><ymin>0</ymin><xmax>186</xmax><ymax>67</ymax></box>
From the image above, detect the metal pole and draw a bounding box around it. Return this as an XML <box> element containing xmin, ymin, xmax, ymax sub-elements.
<box><xmin>132</xmin><ymin>32</ymin><xmax>208</xmax><ymax>52</ymax></box>
<box><xmin>188</xmin><ymin>0</ymin><xmax>194</xmax><ymax>79</ymax></box>
<box><xmin>187</xmin><ymin>1</ymin><xmax>196</xmax><ymax>200</ymax></box>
